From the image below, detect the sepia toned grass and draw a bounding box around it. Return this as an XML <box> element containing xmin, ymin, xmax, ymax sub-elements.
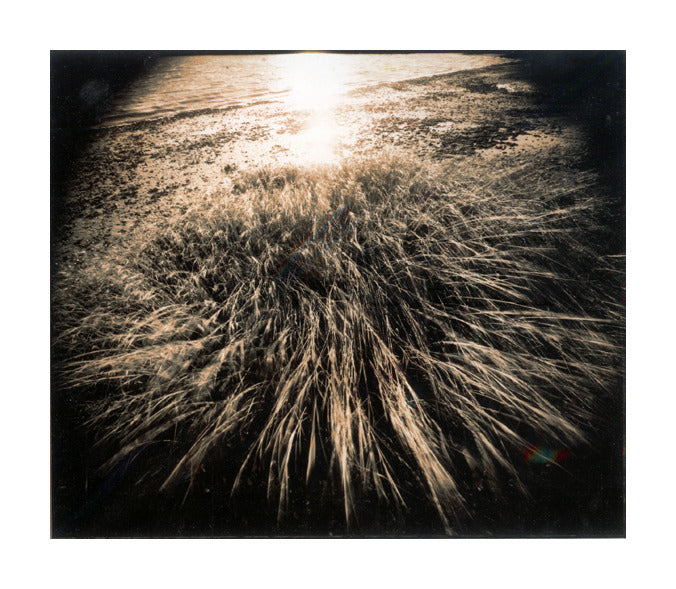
<box><xmin>56</xmin><ymin>150</ymin><xmax>623</xmax><ymax>534</ymax></box>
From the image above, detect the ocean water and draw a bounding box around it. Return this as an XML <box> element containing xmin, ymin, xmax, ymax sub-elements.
<box><xmin>100</xmin><ymin>52</ymin><xmax>507</xmax><ymax>128</ymax></box>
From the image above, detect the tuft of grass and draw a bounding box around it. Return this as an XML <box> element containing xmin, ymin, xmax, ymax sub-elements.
<box><xmin>56</xmin><ymin>150</ymin><xmax>623</xmax><ymax>534</ymax></box>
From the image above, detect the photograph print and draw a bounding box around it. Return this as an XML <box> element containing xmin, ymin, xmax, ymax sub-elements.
<box><xmin>51</xmin><ymin>50</ymin><xmax>625</xmax><ymax>538</ymax></box>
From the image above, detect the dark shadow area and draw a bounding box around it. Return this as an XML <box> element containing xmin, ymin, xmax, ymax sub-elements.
<box><xmin>51</xmin><ymin>51</ymin><xmax>157</xmax><ymax>242</ymax></box>
<box><xmin>51</xmin><ymin>50</ymin><xmax>156</xmax><ymax>539</ymax></box>
<box><xmin>501</xmin><ymin>50</ymin><xmax>626</xmax><ymax>537</ymax></box>
<box><xmin>507</xmin><ymin>50</ymin><xmax>625</xmax><ymax>253</ymax></box>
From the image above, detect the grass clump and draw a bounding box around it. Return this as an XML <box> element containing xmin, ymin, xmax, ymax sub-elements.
<box><xmin>58</xmin><ymin>151</ymin><xmax>623</xmax><ymax>535</ymax></box>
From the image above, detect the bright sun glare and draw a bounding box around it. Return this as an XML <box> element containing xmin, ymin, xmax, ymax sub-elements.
<box><xmin>272</xmin><ymin>53</ymin><xmax>350</xmax><ymax>163</ymax></box>
<box><xmin>275</xmin><ymin>52</ymin><xmax>348</xmax><ymax>111</ymax></box>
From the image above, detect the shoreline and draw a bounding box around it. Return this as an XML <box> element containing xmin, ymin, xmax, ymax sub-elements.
<box><xmin>92</xmin><ymin>54</ymin><xmax>511</xmax><ymax>131</ymax></box>
<box><xmin>53</xmin><ymin>61</ymin><xmax>583</xmax><ymax>264</ymax></box>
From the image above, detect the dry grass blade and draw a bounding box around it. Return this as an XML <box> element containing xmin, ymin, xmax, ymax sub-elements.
<box><xmin>55</xmin><ymin>150</ymin><xmax>624</xmax><ymax>534</ymax></box>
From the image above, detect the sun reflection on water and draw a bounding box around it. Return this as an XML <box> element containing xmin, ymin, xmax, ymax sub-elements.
<box><xmin>273</xmin><ymin>52</ymin><xmax>350</xmax><ymax>111</ymax></box>
<box><xmin>271</xmin><ymin>53</ymin><xmax>351</xmax><ymax>163</ymax></box>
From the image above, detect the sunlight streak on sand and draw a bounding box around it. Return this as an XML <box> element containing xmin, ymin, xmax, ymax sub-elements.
<box><xmin>284</xmin><ymin>113</ymin><xmax>346</xmax><ymax>163</ymax></box>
